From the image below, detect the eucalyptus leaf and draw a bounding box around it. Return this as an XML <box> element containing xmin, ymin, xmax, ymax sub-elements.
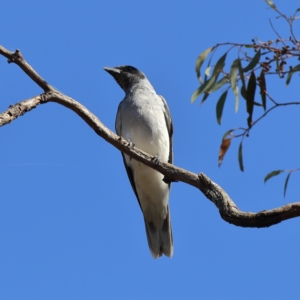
<box><xmin>265</xmin><ymin>0</ymin><xmax>276</xmax><ymax>10</ymax></box>
<box><xmin>216</xmin><ymin>90</ymin><xmax>228</xmax><ymax>125</ymax></box>
<box><xmin>284</xmin><ymin>172</ymin><xmax>291</xmax><ymax>197</ymax></box>
<box><xmin>264</xmin><ymin>170</ymin><xmax>284</xmax><ymax>183</ymax></box>
<box><xmin>243</xmin><ymin>50</ymin><xmax>261</xmax><ymax>72</ymax></box>
<box><xmin>195</xmin><ymin>47</ymin><xmax>213</xmax><ymax>82</ymax></box>
<box><xmin>286</xmin><ymin>64</ymin><xmax>300</xmax><ymax>86</ymax></box>
<box><xmin>238</xmin><ymin>141</ymin><xmax>244</xmax><ymax>172</ymax></box>
<box><xmin>259</xmin><ymin>70</ymin><xmax>267</xmax><ymax>110</ymax></box>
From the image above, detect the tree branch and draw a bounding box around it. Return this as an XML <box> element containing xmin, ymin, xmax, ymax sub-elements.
<box><xmin>1</xmin><ymin>45</ymin><xmax>300</xmax><ymax>228</ymax></box>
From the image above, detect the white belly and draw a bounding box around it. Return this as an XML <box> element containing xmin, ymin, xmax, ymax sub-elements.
<box><xmin>121</xmin><ymin>103</ymin><xmax>170</xmax><ymax>227</ymax></box>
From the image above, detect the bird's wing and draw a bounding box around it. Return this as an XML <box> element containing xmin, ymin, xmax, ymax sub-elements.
<box><xmin>115</xmin><ymin>101</ymin><xmax>142</xmax><ymax>210</ymax></box>
<box><xmin>159</xmin><ymin>95</ymin><xmax>173</xmax><ymax>164</ymax></box>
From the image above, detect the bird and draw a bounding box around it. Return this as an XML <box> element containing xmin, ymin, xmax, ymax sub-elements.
<box><xmin>104</xmin><ymin>65</ymin><xmax>174</xmax><ymax>258</ymax></box>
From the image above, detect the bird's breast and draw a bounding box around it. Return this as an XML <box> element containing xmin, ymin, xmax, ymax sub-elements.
<box><xmin>121</xmin><ymin>100</ymin><xmax>169</xmax><ymax>161</ymax></box>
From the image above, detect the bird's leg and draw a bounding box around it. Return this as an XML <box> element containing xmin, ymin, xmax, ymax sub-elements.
<box><xmin>126</xmin><ymin>140</ymin><xmax>135</xmax><ymax>160</ymax></box>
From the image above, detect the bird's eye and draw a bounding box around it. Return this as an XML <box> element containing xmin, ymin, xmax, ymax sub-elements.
<box><xmin>127</xmin><ymin>66</ymin><xmax>133</xmax><ymax>71</ymax></box>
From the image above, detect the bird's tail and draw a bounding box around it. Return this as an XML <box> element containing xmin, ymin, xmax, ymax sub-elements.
<box><xmin>144</xmin><ymin>207</ymin><xmax>173</xmax><ymax>258</ymax></box>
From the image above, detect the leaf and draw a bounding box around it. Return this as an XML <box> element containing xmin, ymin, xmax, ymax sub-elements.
<box><xmin>209</xmin><ymin>76</ymin><xmax>229</xmax><ymax>93</ymax></box>
<box><xmin>201</xmin><ymin>92</ymin><xmax>210</xmax><ymax>105</ymax></box>
<box><xmin>294</xmin><ymin>8</ymin><xmax>300</xmax><ymax>15</ymax></box>
<box><xmin>244</xmin><ymin>45</ymin><xmax>254</xmax><ymax>48</ymax></box>
<box><xmin>218</xmin><ymin>138</ymin><xmax>231</xmax><ymax>167</ymax></box>
<box><xmin>212</xmin><ymin>53</ymin><xmax>227</xmax><ymax>76</ymax></box>
<box><xmin>246</xmin><ymin>71</ymin><xmax>256</xmax><ymax>128</ymax></box>
<box><xmin>195</xmin><ymin>47</ymin><xmax>213</xmax><ymax>82</ymax></box>
<box><xmin>230</xmin><ymin>59</ymin><xmax>240</xmax><ymax>112</ymax></box>
<box><xmin>216</xmin><ymin>90</ymin><xmax>228</xmax><ymax>124</ymax></box>
<box><xmin>258</xmin><ymin>70</ymin><xmax>267</xmax><ymax>111</ymax></box>
<box><xmin>191</xmin><ymin>53</ymin><xmax>227</xmax><ymax>103</ymax></box>
<box><xmin>203</xmin><ymin>54</ymin><xmax>213</xmax><ymax>84</ymax></box>
<box><xmin>242</xmin><ymin>49</ymin><xmax>261</xmax><ymax>72</ymax></box>
<box><xmin>191</xmin><ymin>75</ymin><xmax>217</xmax><ymax>103</ymax></box>
<box><xmin>286</xmin><ymin>64</ymin><xmax>300</xmax><ymax>86</ymax></box>
<box><xmin>222</xmin><ymin>129</ymin><xmax>234</xmax><ymax>140</ymax></box>
<box><xmin>264</xmin><ymin>170</ymin><xmax>284</xmax><ymax>183</ymax></box>
<box><xmin>241</xmin><ymin>85</ymin><xmax>247</xmax><ymax>101</ymax></box>
<box><xmin>205</xmin><ymin>66</ymin><xmax>211</xmax><ymax>77</ymax></box>
<box><xmin>191</xmin><ymin>86</ymin><xmax>202</xmax><ymax>103</ymax></box>
<box><xmin>238</xmin><ymin>141</ymin><xmax>244</xmax><ymax>172</ymax></box>
<box><xmin>234</xmin><ymin>85</ymin><xmax>239</xmax><ymax>113</ymax></box>
<box><xmin>284</xmin><ymin>172</ymin><xmax>291</xmax><ymax>197</ymax></box>
<box><xmin>238</xmin><ymin>60</ymin><xmax>246</xmax><ymax>88</ymax></box>
<box><xmin>230</xmin><ymin>59</ymin><xmax>240</xmax><ymax>91</ymax></box>
<box><xmin>265</xmin><ymin>0</ymin><xmax>276</xmax><ymax>10</ymax></box>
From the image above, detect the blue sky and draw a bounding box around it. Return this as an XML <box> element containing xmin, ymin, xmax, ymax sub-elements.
<box><xmin>1</xmin><ymin>0</ymin><xmax>299</xmax><ymax>299</ymax></box>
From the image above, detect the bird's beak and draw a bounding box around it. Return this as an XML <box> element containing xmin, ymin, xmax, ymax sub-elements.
<box><xmin>103</xmin><ymin>67</ymin><xmax>121</xmax><ymax>76</ymax></box>
<box><xmin>104</xmin><ymin>66</ymin><xmax>127</xmax><ymax>92</ymax></box>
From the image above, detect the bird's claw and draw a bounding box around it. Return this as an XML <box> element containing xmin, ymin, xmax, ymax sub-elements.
<box><xmin>127</xmin><ymin>140</ymin><xmax>135</xmax><ymax>149</ymax></box>
<box><xmin>151</xmin><ymin>156</ymin><xmax>160</xmax><ymax>165</ymax></box>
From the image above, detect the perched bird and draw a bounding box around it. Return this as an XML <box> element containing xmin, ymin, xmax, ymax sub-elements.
<box><xmin>104</xmin><ymin>65</ymin><xmax>174</xmax><ymax>258</ymax></box>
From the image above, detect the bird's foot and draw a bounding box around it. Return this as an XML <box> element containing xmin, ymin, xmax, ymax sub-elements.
<box><xmin>127</xmin><ymin>140</ymin><xmax>135</xmax><ymax>149</ymax></box>
<box><xmin>151</xmin><ymin>155</ymin><xmax>160</xmax><ymax>165</ymax></box>
<box><xmin>163</xmin><ymin>175</ymin><xmax>177</xmax><ymax>184</ymax></box>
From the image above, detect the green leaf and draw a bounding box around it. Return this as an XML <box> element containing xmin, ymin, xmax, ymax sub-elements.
<box><xmin>242</xmin><ymin>49</ymin><xmax>261</xmax><ymax>72</ymax></box>
<box><xmin>241</xmin><ymin>85</ymin><xmax>247</xmax><ymax>101</ymax></box>
<box><xmin>234</xmin><ymin>85</ymin><xmax>239</xmax><ymax>113</ymax></box>
<box><xmin>286</xmin><ymin>64</ymin><xmax>300</xmax><ymax>86</ymax></box>
<box><xmin>265</xmin><ymin>0</ymin><xmax>276</xmax><ymax>10</ymax></box>
<box><xmin>191</xmin><ymin>74</ymin><xmax>217</xmax><ymax>103</ymax></box>
<box><xmin>203</xmin><ymin>54</ymin><xmax>213</xmax><ymax>83</ymax></box>
<box><xmin>283</xmin><ymin>172</ymin><xmax>291</xmax><ymax>197</ymax></box>
<box><xmin>205</xmin><ymin>66</ymin><xmax>211</xmax><ymax>77</ymax></box>
<box><xmin>246</xmin><ymin>71</ymin><xmax>256</xmax><ymax>128</ymax></box>
<box><xmin>238</xmin><ymin>141</ymin><xmax>244</xmax><ymax>172</ymax></box>
<box><xmin>259</xmin><ymin>70</ymin><xmax>267</xmax><ymax>111</ymax></box>
<box><xmin>244</xmin><ymin>45</ymin><xmax>254</xmax><ymax>48</ymax></box>
<box><xmin>230</xmin><ymin>59</ymin><xmax>240</xmax><ymax>91</ymax></box>
<box><xmin>294</xmin><ymin>8</ymin><xmax>300</xmax><ymax>15</ymax></box>
<box><xmin>195</xmin><ymin>47</ymin><xmax>213</xmax><ymax>82</ymax></box>
<box><xmin>216</xmin><ymin>90</ymin><xmax>228</xmax><ymax>125</ymax></box>
<box><xmin>191</xmin><ymin>53</ymin><xmax>227</xmax><ymax>103</ymax></box>
<box><xmin>238</xmin><ymin>60</ymin><xmax>246</xmax><ymax>88</ymax></box>
<box><xmin>230</xmin><ymin>59</ymin><xmax>240</xmax><ymax>112</ymax></box>
<box><xmin>264</xmin><ymin>170</ymin><xmax>284</xmax><ymax>183</ymax></box>
<box><xmin>209</xmin><ymin>77</ymin><xmax>229</xmax><ymax>93</ymax></box>
<box><xmin>212</xmin><ymin>53</ymin><xmax>227</xmax><ymax>76</ymax></box>
<box><xmin>201</xmin><ymin>92</ymin><xmax>210</xmax><ymax>105</ymax></box>
<box><xmin>191</xmin><ymin>86</ymin><xmax>202</xmax><ymax>103</ymax></box>
<box><xmin>222</xmin><ymin>129</ymin><xmax>234</xmax><ymax>140</ymax></box>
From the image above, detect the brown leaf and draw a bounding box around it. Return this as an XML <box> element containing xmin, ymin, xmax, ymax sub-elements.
<box><xmin>218</xmin><ymin>138</ymin><xmax>231</xmax><ymax>167</ymax></box>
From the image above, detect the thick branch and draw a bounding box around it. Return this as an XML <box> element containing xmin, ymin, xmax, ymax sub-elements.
<box><xmin>1</xmin><ymin>46</ymin><xmax>300</xmax><ymax>228</ymax></box>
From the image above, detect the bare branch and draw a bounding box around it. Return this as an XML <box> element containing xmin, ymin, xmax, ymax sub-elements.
<box><xmin>0</xmin><ymin>46</ymin><xmax>54</xmax><ymax>91</ymax></box>
<box><xmin>1</xmin><ymin>45</ymin><xmax>300</xmax><ymax>228</ymax></box>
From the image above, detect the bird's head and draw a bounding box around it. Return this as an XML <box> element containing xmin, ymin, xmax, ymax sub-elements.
<box><xmin>104</xmin><ymin>65</ymin><xmax>146</xmax><ymax>92</ymax></box>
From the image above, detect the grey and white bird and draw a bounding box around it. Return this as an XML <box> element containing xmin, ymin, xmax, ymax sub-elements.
<box><xmin>104</xmin><ymin>65</ymin><xmax>174</xmax><ymax>258</ymax></box>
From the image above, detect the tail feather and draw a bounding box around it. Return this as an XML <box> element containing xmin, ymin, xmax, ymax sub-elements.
<box><xmin>144</xmin><ymin>207</ymin><xmax>173</xmax><ymax>258</ymax></box>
